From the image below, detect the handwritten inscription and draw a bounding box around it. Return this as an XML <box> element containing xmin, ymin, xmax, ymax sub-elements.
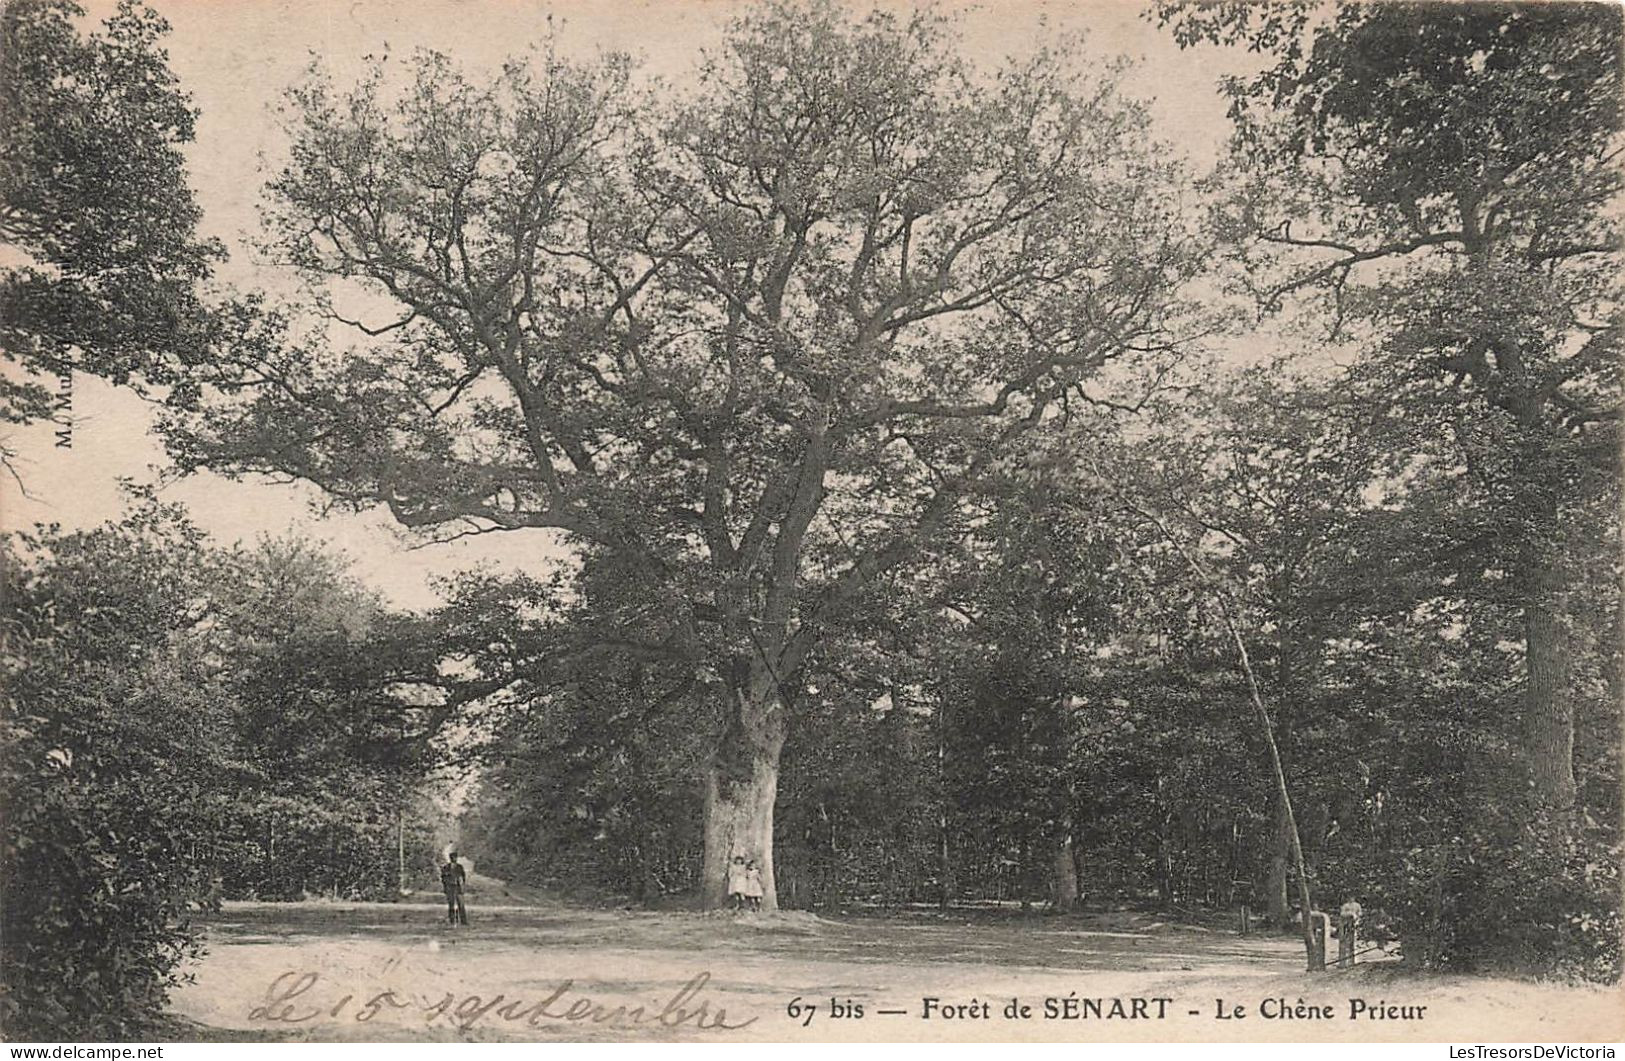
<box><xmin>248</xmin><ymin>969</ymin><xmax>758</xmax><ymax>1033</ymax></box>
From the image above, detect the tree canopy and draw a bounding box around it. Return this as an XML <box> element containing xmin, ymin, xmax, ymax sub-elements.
<box><xmin>1157</xmin><ymin>0</ymin><xmax>1621</xmax><ymax>812</ymax></box>
<box><xmin>4</xmin><ymin>2</ymin><xmax>1620</xmax><ymax>1023</ymax></box>
<box><xmin>165</xmin><ymin>0</ymin><xmax>1206</xmax><ymax>909</ymax></box>
<box><xmin>0</xmin><ymin>0</ymin><xmax>221</xmax><ymax>463</ymax></box>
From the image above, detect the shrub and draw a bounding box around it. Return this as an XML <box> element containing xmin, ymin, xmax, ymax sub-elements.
<box><xmin>0</xmin><ymin>717</ymin><xmax>209</xmax><ymax>1038</ymax></box>
<box><xmin>1360</xmin><ymin>804</ymin><xmax>1621</xmax><ymax>983</ymax></box>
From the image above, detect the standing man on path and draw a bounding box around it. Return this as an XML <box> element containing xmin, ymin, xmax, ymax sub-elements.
<box><xmin>441</xmin><ymin>851</ymin><xmax>468</xmax><ymax>925</ymax></box>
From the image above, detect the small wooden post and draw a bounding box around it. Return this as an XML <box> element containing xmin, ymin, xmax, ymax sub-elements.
<box><xmin>1238</xmin><ymin>902</ymin><xmax>1252</xmax><ymax>935</ymax></box>
<box><xmin>1308</xmin><ymin>911</ymin><xmax>1330</xmax><ymax>972</ymax></box>
<box><xmin>1338</xmin><ymin>899</ymin><xmax>1362</xmax><ymax>967</ymax></box>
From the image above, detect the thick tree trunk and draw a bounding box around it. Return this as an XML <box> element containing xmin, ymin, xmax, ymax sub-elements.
<box><xmin>1523</xmin><ymin>557</ymin><xmax>1576</xmax><ymax>810</ymax></box>
<box><xmin>700</xmin><ymin>753</ymin><xmax>782</xmax><ymax>910</ymax></box>
<box><xmin>700</xmin><ymin>682</ymin><xmax>786</xmax><ymax>910</ymax></box>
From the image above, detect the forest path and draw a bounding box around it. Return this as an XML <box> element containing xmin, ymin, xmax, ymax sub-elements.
<box><xmin>171</xmin><ymin>897</ymin><xmax>1623</xmax><ymax>1042</ymax></box>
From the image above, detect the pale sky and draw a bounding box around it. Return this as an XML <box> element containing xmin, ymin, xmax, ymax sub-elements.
<box><xmin>0</xmin><ymin>0</ymin><xmax>1257</xmax><ymax>611</ymax></box>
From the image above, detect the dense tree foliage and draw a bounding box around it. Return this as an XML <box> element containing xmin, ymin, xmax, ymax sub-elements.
<box><xmin>1160</xmin><ymin>0</ymin><xmax>1621</xmax><ymax>810</ymax></box>
<box><xmin>165</xmin><ymin>0</ymin><xmax>1204</xmax><ymax>909</ymax></box>
<box><xmin>0</xmin><ymin>507</ymin><xmax>450</xmax><ymax>1036</ymax></box>
<box><xmin>5</xmin><ymin>5</ymin><xmax>1619</xmax><ymax>1039</ymax></box>
<box><xmin>0</xmin><ymin>0</ymin><xmax>220</xmax><ymax>466</ymax></box>
<box><xmin>1</xmin><ymin>510</ymin><xmax>222</xmax><ymax>1036</ymax></box>
<box><xmin>459</xmin><ymin>322</ymin><xmax>1617</xmax><ymax>978</ymax></box>
<box><xmin>1149</xmin><ymin>0</ymin><xmax>1622</xmax><ymax>978</ymax></box>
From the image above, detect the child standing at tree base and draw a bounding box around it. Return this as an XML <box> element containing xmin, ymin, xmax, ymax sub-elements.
<box><xmin>727</xmin><ymin>854</ymin><xmax>748</xmax><ymax>911</ymax></box>
<box><xmin>743</xmin><ymin>859</ymin><xmax>764</xmax><ymax>912</ymax></box>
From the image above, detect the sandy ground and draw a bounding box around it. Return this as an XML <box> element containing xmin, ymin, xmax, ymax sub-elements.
<box><xmin>169</xmin><ymin>879</ymin><xmax>1625</xmax><ymax>1043</ymax></box>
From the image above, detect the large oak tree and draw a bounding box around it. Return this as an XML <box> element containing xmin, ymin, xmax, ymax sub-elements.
<box><xmin>169</xmin><ymin>1</ymin><xmax>1202</xmax><ymax>908</ymax></box>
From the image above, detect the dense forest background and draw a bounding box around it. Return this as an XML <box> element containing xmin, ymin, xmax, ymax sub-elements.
<box><xmin>1</xmin><ymin>0</ymin><xmax>1619</xmax><ymax>1039</ymax></box>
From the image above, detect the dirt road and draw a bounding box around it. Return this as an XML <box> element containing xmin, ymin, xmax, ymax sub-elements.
<box><xmin>170</xmin><ymin>895</ymin><xmax>1623</xmax><ymax>1043</ymax></box>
